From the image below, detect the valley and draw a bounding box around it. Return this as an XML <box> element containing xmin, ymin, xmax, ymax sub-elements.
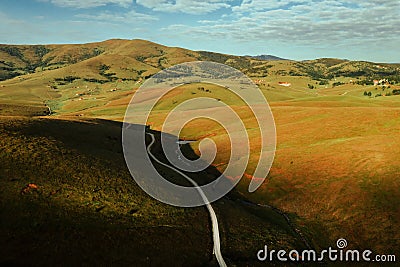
<box><xmin>1</xmin><ymin>39</ymin><xmax>399</xmax><ymax>265</ymax></box>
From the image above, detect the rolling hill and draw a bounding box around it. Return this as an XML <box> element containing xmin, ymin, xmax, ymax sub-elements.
<box><xmin>248</xmin><ymin>54</ymin><xmax>287</xmax><ymax>61</ymax></box>
<box><xmin>1</xmin><ymin>39</ymin><xmax>399</xmax><ymax>83</ymax></box>
<box><xmin>1</xmin><ymin>39</ymin><xmax>400</xmax><ymax>265</ymax></box>
<box><xmin>1</xmin><ymin>38</ymin><xmax>399</xmax><ymax>120</ymax></box>
<box><xmin>0</xmin><ymin>116</ymin><xmax>308</xmax><ymax>266</ymax></box>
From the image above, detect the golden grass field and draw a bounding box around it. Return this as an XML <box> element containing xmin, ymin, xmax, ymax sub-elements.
<box><xmin>1</xmin><ymin>39</ymin><xmax>400</xmax><ymax>265</ymax></box>
<box><xmin>141</xmin><ymin>78</ymin><xmax>400</xmax><ymax>255</ymax></box>
<box><xmin>0</xmin><ymin>115</ymin><xmax>306</xmax><ymax>266</ymax></box>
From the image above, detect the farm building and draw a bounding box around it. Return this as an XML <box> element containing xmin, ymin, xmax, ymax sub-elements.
<box><xmin>278</xmin><ymin>82</ymin><xmax>291</xmax><ymax>87</ymax></box>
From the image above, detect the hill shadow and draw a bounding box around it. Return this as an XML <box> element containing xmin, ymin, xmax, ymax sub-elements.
<box><xmin>1</xmin><ymin>116</ymin><xmax>312</xmax><ymax>266</ymax></box>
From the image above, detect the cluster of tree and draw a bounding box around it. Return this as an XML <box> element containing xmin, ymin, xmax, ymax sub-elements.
<box><xmin>319</xmin><ymin>80</ymin><xmax>329</xmax><ymax>85</ymax></box>
<box><xmin>364</xmin><ymin>89</ymin><xmax>400</xmax><ymax>97</ymax></box>
<box><xmin>288</xmin><ymin>70</ymin><xmax>303</xmax><ymax>76</ymax></box>
<box><xmin>247</xmin><ymin>65</ymin><xmax>273</xmax><ymax>77</ymax></box>
<box><xmin>330</xmin><ymin>62</ymin><xmax>397</xmax><ymax>78</ymax></box>
<box><xmin>385</xmin><ymin>75</ymin><xmax>400</xmax><ymax>84</ymax></box>
<box><xmin>135</xmin><ymin>56</ymin><xmax>146</xmax><ymax>62</ymax></box>
<box><xmin>199</xmin><ymin>51</ymin><xmax>251</xmax><ymax>70</ymax></box>
<box><xmin>158</xmin><ymin>57</ymin><xmax>168</xmax><ymax>69</ymax></box>
<box><xmin>0</xmin><ymin>46</ymin><xmax>23</xmax><ymax>59</ymax></box>
<box><xmin>332</xmin><ymin>81</ymin><xmax>345</xmax><ymax>87</ymax></box>
<box><xmin>99</xmin><ymin>64</ymin><xmax>117</xmax><ymax>81</ymax></box>
<box><xmin>363</xmin><ymin>91</ymin><xmax>372</xmax><ymax>96</ymax></box>
<box><xmin>333</xmin><ymin>70</ymin><xmax>368</xmax><ymax>77</ymax></box>
<box><xmin>120</xmin><ymin>77</ymin><xmax>135</xmax><ymax>81</ymax></box>
<box><xmin>59</xmin><ymin>48</ymin><xmax>103</xmax><ymax>65</ymax></box>
<box><xmin>0</xmin><ymin>70</ymin><xmax>20</xmax><ymax>81</ymax></box>
<box><xmin>0</xmin><ymin>60</ymin><xmax>20</xmax><ymax>80</ymax></box>
<box><xmin>296</xmin><ymin>63</ymin><xmax>333</xmax><ymax>81</ymax></box>
<box><xmin>83</xmin><ymin>78</ymin><xmax>108</xmax><ymax>84</ymax></box>
<box><xmin>34</xmin><ymin>45</ymin><xmax>50</xmax><ymax>58</ymax></box>
<box><xmin>54</xmin><ymin>76</ymin><xmax>80</xmax><ymax>84</ymax></box>
<box><xmin>275</xmin><ymin>70</ymin><xmax>289</xmax><ymax>76</ymax></box>
<box><xmin>356</xmin><ymin>79</ymin><xmax>374</xmax><ymax>85</ymax></box>
<box><xmin>99</xmin><ymin>64</ymin><xmax>110</xmax><ymax>73</ymax></box>
<box><xmin>135</xmin><ymin>48</ymin><xmax>165</xmax><ymax>66</ymax></box>
<box><xmin>197</xmin><ymin>87</ymin><xmax>211</xmax><ymax>93</ymax></box>
<box><xmin>0</xmin><ymin>46</ymin><xmax>47</xmax><ymax>74</ymax></box>
<box><xmin>198</xmin><ymin>51</ymin><xmax>231</xmax><ymax>64</ymax></box>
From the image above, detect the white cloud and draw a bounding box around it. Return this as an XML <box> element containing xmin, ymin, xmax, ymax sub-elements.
<box><xmin>136</xmin><ymin>0</ymin><xmax>232</xmax><ymax>14</ymax></box>
<box><xmin>0</xmin><ymin>11</ymin><xmax>148</xmax><ymax>44</ymax></box>
<box><xmin>76</xmin><ymin>10</ymin><xmax>158</xmax><ymax>22</ymax></box>
<box><xmin>181</xmin><ymin>1</ymin><xmax>400</xmax><ymax>43</ymax></box>
<box><xmin>232</xmin><ymin>0</ymin><xmax>309</xmax><ymax>13</ymax></box>
<box><xmin>39</xmin><ymin>0</ymin><xmax>133</xmax><ymax>8</ymax></box>
<box><xmin>160</xmin><ymin>0</ymin><xmax>400</xmax><ymax>60</ymax></box>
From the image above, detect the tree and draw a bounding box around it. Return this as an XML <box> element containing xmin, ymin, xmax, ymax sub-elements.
<box><xmin>319</xmin><ymin>80</ymin><xmax>329</xmax><ymax>85</ymax></box>
<box><xmin>392</xmin><ymin>89</ymin><xmax>400</xmax><ymax>95</ymax></box>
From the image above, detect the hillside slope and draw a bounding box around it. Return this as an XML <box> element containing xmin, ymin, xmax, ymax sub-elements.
<box><xmin>1</xmin><ymin>39</ymin><xmax>399</xmax><ymax>82</ymax></box>
<box><xmin>0</xmin><ymin>115</ymin><xmax>307</xmax><ymax>266</ymax></box>
<box><xmin>1</xmin><ymin>39</ymin><xmax>400</xmax><ymax>264</ymax></box>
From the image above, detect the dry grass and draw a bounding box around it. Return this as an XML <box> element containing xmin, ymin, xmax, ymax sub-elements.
<box><xmin>1</xmin><ymin>39</ymin><xmax>399</xmax><ymax>263</ymax></box>
<box><xmin>0</xmin><ymin>116</ymin><xmax>303</xmax><ymax>266</ymax></box>
<box><xmin>137</xmin><ymin>80</ymin><xmax>400</xmax><ymax>255</ymax></box>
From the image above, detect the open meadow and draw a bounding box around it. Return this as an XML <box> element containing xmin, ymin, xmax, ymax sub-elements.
<box><xmin>1</xmin><ymin>39</ymin><xmax>399</xmax><ymax>265</ymax></box>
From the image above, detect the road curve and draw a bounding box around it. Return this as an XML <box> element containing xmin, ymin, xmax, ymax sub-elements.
<box><xmin>146</xmin><ymin>132</ymin><xmax>227</xmax><ymax>267</ymax></box>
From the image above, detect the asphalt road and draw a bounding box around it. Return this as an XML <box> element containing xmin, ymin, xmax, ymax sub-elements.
<box><xmin>146</xmin><ymin>133</ymin><xmax>227</xmax><ymax>267</ymax></box>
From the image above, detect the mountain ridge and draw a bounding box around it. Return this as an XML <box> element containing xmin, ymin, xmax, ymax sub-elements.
<box><xmin>247</xmin><ymin>54</ymin><xmax>288</xmax><ymax>61</ymax></box>
<box><xmin>1</xmin><ymin>39</ymin><xmax>399</xmax><ymax>83</ymax></box>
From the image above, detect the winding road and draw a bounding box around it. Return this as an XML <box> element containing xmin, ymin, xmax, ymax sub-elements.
<box><xmin>146</xmin><ymin>132</ymin><xmax>227</xmax><ymax>267</ymax></box>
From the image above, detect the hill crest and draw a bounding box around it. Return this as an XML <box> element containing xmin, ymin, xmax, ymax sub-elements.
<box><xmin>0</xmin><ymin>39</ymin><xmax>399</xmax><ymax>83</ymax></box>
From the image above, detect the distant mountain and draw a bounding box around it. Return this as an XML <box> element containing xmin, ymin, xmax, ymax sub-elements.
<box><xmin>0</xmin><ymin>39</ymin><xmax>201</xmax><ymax>81</ymax></box>
<box><xmin>247</xmin><ymin>54</ymin><xmax>288</xmax><ymax>61</ymax></box>
<box><xmin>0</xmin><ymin>39</ymin><xmax>399</xmax><ymax>83</ymax></box>
<box><xmin>303</xmin><ymin>58</ymin><xmax>349</xmax><ymax>67</ymax></box>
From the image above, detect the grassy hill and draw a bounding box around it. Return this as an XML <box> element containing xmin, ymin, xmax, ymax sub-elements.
<box><xmin>0</xmin><ymin>115</ymin><xmax>309</xmax><ymax>266</ymax></box>
<box><xmin>137</xmin><ymin>78</ymin><xmax>400</xmax><ymax>256</ymax></box>
<box><xmin>1</xmin><ymin>39</ymin><xmax>400</xmax><ymax>265</ymax></box>
<box><xmin>1</xmin><ymin>39</ymin><xmax>399</xmax><ymax>82</ymax></box>
<box><xmin>1</xmin><ymin>38</ymin><xmax>399</xmax><ymax>120</ymax></box>
<box><xmin>247</xmin><ymin>54</ymin><xmax>287</xmax><ymax>61</ymax></box>
<box><xmin>0</xmin><ymin>39</ymin><xmax>200</xmax><ymax>81</ymax></box>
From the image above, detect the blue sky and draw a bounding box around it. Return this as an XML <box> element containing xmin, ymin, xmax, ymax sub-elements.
<box><xmin>0</xmin><ymin>0</ymin><xmax>399</xmax><ymax>62</ymax></box>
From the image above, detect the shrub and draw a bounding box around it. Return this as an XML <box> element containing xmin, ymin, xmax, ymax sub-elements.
<box><xmin>54</xmin><ymin>76</ymin><xmax>80</xmax><ymax>84</ymax></box>
<box><xmin>332</xmin><ymin>81</ymin><xmax>344</xmax><ymax>87</ymax></box>
<box><xmin>319</xmin><ymin>80</ymin><xmax>329</xmax><ymax>85</ymax></box>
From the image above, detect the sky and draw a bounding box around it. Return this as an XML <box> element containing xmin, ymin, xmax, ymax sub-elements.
<box><xmin>0</xmin><ymin>0</ymin><xmax>399</xmax><ymax>62</ymax></box>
